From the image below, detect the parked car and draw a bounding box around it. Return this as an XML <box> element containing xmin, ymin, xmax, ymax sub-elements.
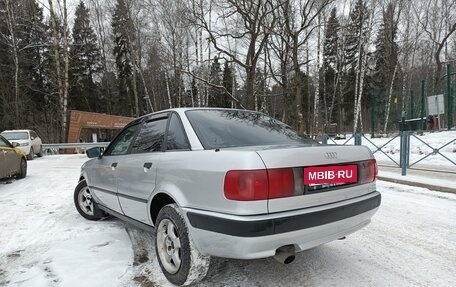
<box><xmin>0</xmin><ymin>134</ymin><xmax>27</xmax><ymax>180</ymax></box>
<box><xmin>74</xmin><ymin>108</ymin><xmax>381</xmax><ymax>286</ymax></box>
<box><xmin>1</xmin><ymin>130</ymin><xmax>43</xmax><ymax>160</ymax></box>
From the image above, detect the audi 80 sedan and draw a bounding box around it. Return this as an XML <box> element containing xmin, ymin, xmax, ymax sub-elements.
<box><xmin>74</xmin><ymin>108</ymin><xmax>381</xmax><ymax>286</ymax></box>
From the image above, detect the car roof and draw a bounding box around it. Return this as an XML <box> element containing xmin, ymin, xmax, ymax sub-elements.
<box><xmin>136</xmin><ymin>107</ymin><xmax>251</xmax><ymax>121</ymax></box>
<box><xmin>1</xmin><ymin>129</ymin><xmax>32</xmax><ymax>133</ymax></box>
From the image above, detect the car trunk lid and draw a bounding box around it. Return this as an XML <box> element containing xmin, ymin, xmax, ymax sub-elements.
<box><xmin>254</xmin><ymin>145</ymin><xmax>377</xmax><ymax>213</ymax></box>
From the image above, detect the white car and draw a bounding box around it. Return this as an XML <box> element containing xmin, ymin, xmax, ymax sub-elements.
<box><xmin>1</xmin><ymin>130</ymin><xmax>43</xmax><ymax>160</ymax></box>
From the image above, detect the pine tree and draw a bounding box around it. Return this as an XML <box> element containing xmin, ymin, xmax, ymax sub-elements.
<box><xmin>221</xmin><ymin>62</ymin><xmax>234</xmax><ymax>108</ymax></box>
<box><xmin>324</xmin><ymin>8</ymin><xmax>339</xmax><ymax>70</ymax></box>
<box><xmin>341</xmin><ymin>0</ymin><xmax>369</xmax><ymax>129</ymax></box>
<box><xmin>373</xmin><ymin>3</ymin><xmax>401</xmax><ymax>132</ymax></box>
<box><xmin>69</xmin><ymin>1</ymin><xmax>102</xmax><ymax>112</ymax></box>
<box><xmin>374</xmin><ymin>3</ymin><xmax>400</xmax><ymax>89</ymax></box>
<box><xmin>344</xmin><ymin>0</ymin><xmax>369</xmax><ymax>71</ymax></box>
<box><xmin>112</xmin><ymin>0</ymin><xmax>136</xmax><ymax>116</ymax></box>
<box><xmin>208</xmin><ymin>56</ymin><xmax>222</xmax><ymax>107</ymax></box>
<box><xmin>323</xmin><ymin>8</ymin><xmax>340</xmax><ymax>124</ymax></box>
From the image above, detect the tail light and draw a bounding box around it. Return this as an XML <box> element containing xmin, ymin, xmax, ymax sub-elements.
<box><xmin>268</xmin><ymin>169</ymin><xmax>295</xmax><ymax>199</ymax></box>
<box><xmin>224</xmin><ymin>159</ymin><xmax>376</xmax><ymax>201</ymax></box>
<box><xmin>224</xmin><ymin>170</ymin><xmax>269</xmax><ymax>200</ymax></box>
<box><xmin>359</xmin><ymin>159</ymin><xmax>377</xmax><ymax>184</ymax></box>
<box><xmin>224</xmin><ymin>168</ymin><xmax>295</xmax><ymax>201</ymax></box>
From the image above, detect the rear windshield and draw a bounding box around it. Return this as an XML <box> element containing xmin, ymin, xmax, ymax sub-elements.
<box><xmin>1</xmin><ymin>132</ymin><xmax>28</xmax><ymax>140</ymax></box>
<box><xmin>186</xmin><ymin>110</ymin><xmax>315</xmax><ymax>149</ymax></box>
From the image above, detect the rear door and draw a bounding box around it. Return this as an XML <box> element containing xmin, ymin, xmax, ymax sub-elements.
<box><xmin>86</xmin><ymin>124</ymin><xmax>141</xmax><ymax>213</ymax></box>
<box><xmin>116</xmin><ymin>113</ymin><xmax>168</xmax><ymax>224</ymax></box>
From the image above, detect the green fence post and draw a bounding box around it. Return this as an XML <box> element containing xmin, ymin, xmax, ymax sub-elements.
<box><xmin>448</xmin><ymin>64</ymin><xmax>453</xmax><ymax>130</ymax></box>
<box><xmin>354</xmin><ymin>133</ymin><xmax>362</xmax><ymax>145</ymax></box>
<box><xmin>370</xmin><ymin>92</ymin><xmax>375</xmax><ymax>137</ymax></box>
<box><xmin>421</xmin><ymin>80</ymin><xmax>425</xmax><ymax>130</ymax></box>
<box><xmin>400</xmin><ymin>131</ymin><xmax>409</xmax><ymax>176</ymax></box>
<box><xmin>322</xmin><ymin>133</ymin><xmax>328</xmax><ymax>144</ymax></box>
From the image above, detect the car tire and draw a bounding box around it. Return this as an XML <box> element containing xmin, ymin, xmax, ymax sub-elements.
<box><xmin>155</xmin><ymin>204</ymin><xmax>210</xmax><ymax>286</ymax></box>
<box><xmin>16</xmin><ymin>158</ymin><xmax>27</xmax><ymax>179</ymax></box>
<box><xmin>74</xmin><ymin>180</ymin><xmax>106</xmax><ymax>221</ymax></box>
<box><xmin>27</xmin><ymin>147</ymin><xmax>34</xmax><ymax>160</ymax></box>
<box><xmin>37</xmin><ymin>145</ymin><xmax>43</xmax><ymax>157</ymax></box>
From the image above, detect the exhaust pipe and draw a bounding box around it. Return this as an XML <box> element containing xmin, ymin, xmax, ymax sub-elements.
<box><xmin>273</xmin><ymin>246</ymin><xmax>296</xmax><ymax>264</ymax></box>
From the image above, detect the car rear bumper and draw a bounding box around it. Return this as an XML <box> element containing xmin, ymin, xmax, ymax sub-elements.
<box><xmin>182</xmin><ymin>191</ymin><xmax>381</xmax><ymax>259</ymax></box>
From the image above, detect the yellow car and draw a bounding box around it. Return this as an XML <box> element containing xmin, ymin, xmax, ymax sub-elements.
<box><xmin>0</xmin><ymin>134</ymin><xmax>27</xmax><ymax>180</ymax></box>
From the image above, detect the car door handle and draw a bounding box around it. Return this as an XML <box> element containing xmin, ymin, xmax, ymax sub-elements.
<box><xmin>111</xmin><ymin>162</ymin><xmax>118</xmax><ymax>170</ymax></box>
<box><xmin>144</xmin><ymin>162</ymin><xmax>153</xmax><ymax>169</ymax></box>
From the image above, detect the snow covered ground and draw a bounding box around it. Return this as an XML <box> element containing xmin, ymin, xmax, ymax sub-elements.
<box><xmin>1</xmin><ymin>154</ymin><xmax>456</xmax><ymax>287</ymax></box>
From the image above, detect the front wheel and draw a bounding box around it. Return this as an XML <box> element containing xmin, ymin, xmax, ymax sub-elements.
<box><xmin>27</xmin><ymin>147</ymin><xmax>34</xmax><ymax>160</ymax></box>
<box><xmin>155</xmin><ymin>204</ymin><xmax>210</xmax><ymax>286</ymax></box>
<box><xmin>74</xmin><ymin>180</ymin><xmax>106</xmax><ymax>220</ymax></box>
<box><xmin>37</xmin><ymin>145</ymin><xmax>43</xmax><ymax>157</ymax></box>
<box><xmin>16</xmin><ymin>158</ymin><xmax>27</xmax><ymax>179</ymax></box>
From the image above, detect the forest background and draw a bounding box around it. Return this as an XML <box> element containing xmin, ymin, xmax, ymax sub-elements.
<box><xmin>0</xmin><ymin>0</ymin><xmax>455</xmax><ymax>142</ymax></box>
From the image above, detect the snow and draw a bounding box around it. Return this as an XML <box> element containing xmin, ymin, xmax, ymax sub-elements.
<box><xmin>1</xmin><ymin>150</ymin><xmax>456</xmax><ymax>286</ymax></box>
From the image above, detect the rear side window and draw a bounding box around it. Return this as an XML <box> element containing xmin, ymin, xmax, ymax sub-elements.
<box><xmin>104</xmin><ymin>124</ymin><xmax>140</xmax><ymax>156</ymax></box>
<box><xmin>186</xmin><ymin>110</ymin><xmax>315</xmax><ymax>149</ymax></box>
<box><xmin>131</xmin><ymin>118</ymin><xmax>167</xmax><ymax>153</ymax></box>
<box><xmin>166</xmin><ymin>114</ymin><xmax>190</xmax><ymax>151</ymax></box>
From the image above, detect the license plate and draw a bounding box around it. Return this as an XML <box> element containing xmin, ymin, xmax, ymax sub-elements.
<box><xmin>304</xmin><ymin>164</ymin><xmax>358</xmax><ymax>185</ymax></box>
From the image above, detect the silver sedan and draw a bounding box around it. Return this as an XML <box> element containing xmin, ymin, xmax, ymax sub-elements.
<box><xmin>74</xmin><ymin>108</ymin><xmax>380</xmax><ymax>286</ymax></box>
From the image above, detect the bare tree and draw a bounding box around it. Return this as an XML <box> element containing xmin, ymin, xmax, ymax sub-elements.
<box><xmin>278</xmin><ymin>0</ymin><xmax>333</xmax><ymax>132</ymax></box>
<box><xmin>192</xmin><ymin>0</ymin><xmax>278</xmax><ymax>110</ymax></box>
<box><xmin>415</xmin><ymin>0</ymin><xmax>456</xmax><ymax>90</ymax></box>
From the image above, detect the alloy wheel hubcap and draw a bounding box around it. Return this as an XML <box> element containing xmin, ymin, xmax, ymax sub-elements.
<box><xmin>157</xmin><ymin>219</ymin><xmax>182</xmax><ymax>274</ymax></box>
<box><xmin>78</xmin><ymin>187</ymin><xmax>94</xmax><ymax>216</ymax></box>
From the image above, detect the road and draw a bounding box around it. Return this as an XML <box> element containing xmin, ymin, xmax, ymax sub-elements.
<box><xmin>0</xmin><ymin>155</ymin><xmax>455</xmax><ymax>287</ymax></box>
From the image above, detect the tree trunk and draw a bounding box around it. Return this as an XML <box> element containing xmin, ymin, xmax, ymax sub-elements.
<box><xmin>383</xmin><ymin>61</ymin><xmax>399</xmax><ymax>133</ymax></box>
<box><xmin>4</xmin><ymin>0</ymin><xmax>20</xmax><ymax>127</ymax></box>
<box><xmin>48</xmin><ymin>0</ymin><xmax>65</xmax><ymax>142</ymax></box>
<box><xmin>63</xmin><ymin>0</ymin><xmax>69</xmax><ymax>142</ymax></box>
<box><xmin>313</xmin><ymin>15</ymin><xmax>322</xmax><ymax>133</ymax></box>
<box><xmin>165</xmin><ymin>71</ymin><xmax>173</xmax><ymax>108</ymax></box>
<box><xmin>292</xmin><ymin>35</ymin><xmax>303</xmax><ymax>132</ymax></box>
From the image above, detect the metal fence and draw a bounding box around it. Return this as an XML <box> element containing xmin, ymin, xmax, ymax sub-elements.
<box><xmin>320</xmin><ymin>131</ymin><xmax>455</xmax><ymax>176</ymax></box>
<box><xmin>42</xmin><ymin>142</ymin><xmax>110</xmax><ymax>155</ymax></box>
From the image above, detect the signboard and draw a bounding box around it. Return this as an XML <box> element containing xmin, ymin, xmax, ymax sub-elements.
<box><xmin>427</xmin><ymin>94</ymin><xmax>445</xmax><ymax>115</ymax></box>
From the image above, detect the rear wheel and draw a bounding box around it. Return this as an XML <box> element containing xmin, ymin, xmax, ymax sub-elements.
<box><xmin>74</xmin><ymin>180</ymin><xmax>106</xmax><ymax>220</ymax></box>
<box><xmin>155</xmin><ymin>204</ymin><xmax>210</xmax><ymax>286</ymax></box>
<box><xmin>27</xmin><ymin>147</ymin><xmax>34</xmax><ymax>160</ymax></box>
<box><xmin>16</xmin><ymin>158</ymin><xmax>27</xmax><ymax>179</ymax></box>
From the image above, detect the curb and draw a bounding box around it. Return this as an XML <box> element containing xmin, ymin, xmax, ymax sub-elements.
<box><xmin>378</xmin><ymin>176</ymin><xmax>456</xmax><ymax>194</ymax></box>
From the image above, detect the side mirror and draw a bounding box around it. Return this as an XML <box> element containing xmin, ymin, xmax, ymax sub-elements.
<box><xmin>86</xmin><ymin>147</ymin><xmax>103</xmax><ymax>158</ymax></box>
<box><xmin>12</xmin><ymin>142</ymin><xmax>20</xmax><ymax>148</ymax></box>
<box><xmin>31</xmin><ymin>136</ymin><xmax>35</xmax><ymax>140</ymax></box>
